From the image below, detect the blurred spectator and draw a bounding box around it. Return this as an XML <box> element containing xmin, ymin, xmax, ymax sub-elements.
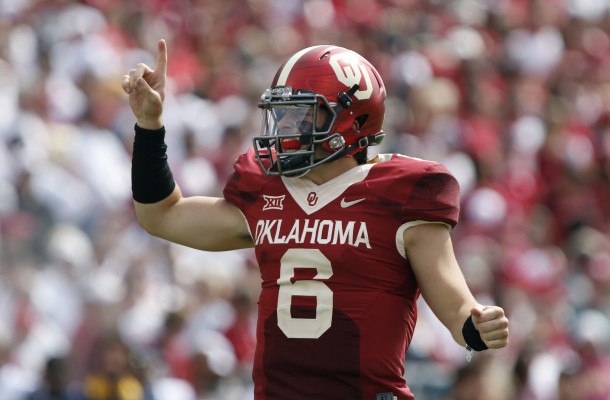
<box><xmin>26</xmin><ymin>357</ymin><xmax>82</xmax><ymax>400</ymax></box>
<box><xmin>152</xmin><ymin>311</ymin><xmax>192</xmax><ymax>383</ymax></box>
<box><xmin>82</xmin><ymin>333</ymin><xmax>143</xmax><ymax>400</ymax></box>
<box><xmin>449</xmin><ymin>360</ymin><xmax>485</xmax><ymax>400</ymax></box>
<box><xmin>223</xmin><ymin>291</ymin><xmax>256</xmax><ymax>370</ymax></box>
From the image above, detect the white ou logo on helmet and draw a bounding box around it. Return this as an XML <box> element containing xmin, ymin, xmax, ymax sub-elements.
<box><xmin>329</xmin><ymin>53</ymin><xmax>373</xmax><ymax>100</ymax></box>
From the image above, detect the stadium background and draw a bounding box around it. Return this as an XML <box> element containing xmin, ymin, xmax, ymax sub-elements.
<box><xmin>1</xmin><ymin>0</ymin><xmax>610</xmax><ymax>399</ymax></box>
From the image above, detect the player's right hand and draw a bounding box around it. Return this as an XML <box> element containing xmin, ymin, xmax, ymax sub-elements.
<box><xmin>121</xmin><ymin>39</ymin><xmax>167</xmax><ymax>130</ymax></box>
<box><xmin>471</xmin><ymin>305</ymin><xmax>509</xmax><ymax>349</ymax></box>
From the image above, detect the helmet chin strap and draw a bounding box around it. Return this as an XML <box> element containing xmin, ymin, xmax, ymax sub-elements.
<box><xmin>331</xmin><ymin>134</ymin><xmax>380</xmax><ymax>159</ymax></box>
<box><xmin>277</xmin><ymin>143</ymin><xmax>345</xmax><ymax>177</ymax></box>
<box><xmin>278</xmin><ymin>153</ymin><xmax>310</xmax><ymax>174</ymax></box>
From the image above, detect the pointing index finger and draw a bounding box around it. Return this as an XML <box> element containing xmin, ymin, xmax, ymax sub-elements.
<box><xmin>155</xmin><ymin>39</ymin><xmax>167</xmax><ymax>74</ymax></box>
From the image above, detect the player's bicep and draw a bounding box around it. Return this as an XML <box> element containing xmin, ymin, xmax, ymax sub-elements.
<box><xmin>135</xmin><ymin>187</ymin><xmax>253</xmax><ymax>251</ymax></box>
<box><xmin>403</xmin><ymin>223</ymin><xmax>476</xmax><ymax>344</ymax></box>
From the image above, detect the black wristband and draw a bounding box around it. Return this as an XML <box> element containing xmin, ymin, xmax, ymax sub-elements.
<box><xmin>131</xmin><ymin>124</ymin><xmax>176</xmax><ymax>203</ymax></box>
<box><xmin>462</xmin><ymin>315</ymin><xmax>488</xmax><ymax>351</ymax></box>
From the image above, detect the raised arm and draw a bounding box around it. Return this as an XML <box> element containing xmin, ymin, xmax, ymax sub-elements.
<box><xmin>404</xmin><ymin>223</ymin><xmax>509</xmax><ymax>350</ymax></box>
<box><xmin>122</xmin><ymin>39</ymin><xmax>253</xmax><ymax>251</ymax></box>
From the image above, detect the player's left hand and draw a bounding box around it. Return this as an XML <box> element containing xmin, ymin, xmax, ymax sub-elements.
<box><xmin>471</xmin><ymin>306</ymin><xmax>509</xmax><ymax>349</ymax></box>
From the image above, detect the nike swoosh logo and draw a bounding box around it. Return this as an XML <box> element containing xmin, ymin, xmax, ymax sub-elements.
<box><xmin>340</xmin><ymin>198</ymin><xmax>366</xmax><ymax>208</ymax></box>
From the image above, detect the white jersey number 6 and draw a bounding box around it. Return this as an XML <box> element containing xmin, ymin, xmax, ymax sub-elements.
<box><xmin>276</xmin><ymin>248</ymin><xmax>333</xmax><ymax>339</ymax></box>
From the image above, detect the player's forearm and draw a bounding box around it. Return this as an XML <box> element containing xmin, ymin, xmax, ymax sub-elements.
<box><xmin>131</xmin><ymin>122</ymin><xmax>180</xmax><ymax>236</ymax></box>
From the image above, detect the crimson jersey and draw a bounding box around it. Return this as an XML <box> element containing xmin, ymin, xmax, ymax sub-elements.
<box><xmin>223</xmin><ymin>148</ymin><xmax>460</xmax><ymax>400</ymax></box>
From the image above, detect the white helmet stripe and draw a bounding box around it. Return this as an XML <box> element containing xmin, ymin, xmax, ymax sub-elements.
<box><xmin>276</xmin><ymin>45</ymin><xmax>337</xmax><ymax>86</ymax></box>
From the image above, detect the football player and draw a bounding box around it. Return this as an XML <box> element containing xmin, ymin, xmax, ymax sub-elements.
<box><xmin>122</xmin><ymin>39</ymin><xmax>509</xmax><ymax>400</ymax></box>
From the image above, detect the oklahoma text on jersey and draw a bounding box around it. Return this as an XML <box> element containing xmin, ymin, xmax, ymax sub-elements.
<box><xmin>254</xmin><ymin>218</ymin><xmax>371</xmax><ymax>248</ymax></box>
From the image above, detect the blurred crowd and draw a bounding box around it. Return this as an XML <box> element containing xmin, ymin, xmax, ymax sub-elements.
<box><xmin>1</xmin><ymin>0</ymin><xmax>610</xmax><ymax>399</ymax></box>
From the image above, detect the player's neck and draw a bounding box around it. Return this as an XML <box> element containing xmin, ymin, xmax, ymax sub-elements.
<box><xmin>305</xmin><ymin>156</ymin><xmax>358</xmax><ymax>185</ymax></box>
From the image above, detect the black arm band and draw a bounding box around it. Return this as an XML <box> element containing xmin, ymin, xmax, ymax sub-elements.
<box><xmin>131</xmin><ymin>124</ymin><xmax>176</xmax><ymax>203</ymax></box>
<box><xmin>462</xmin><ymin>315</ymin><xmax>488</xmax><ymax>351</ymax></box>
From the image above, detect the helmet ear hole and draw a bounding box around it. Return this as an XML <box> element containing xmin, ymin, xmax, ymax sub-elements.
<box><xmin>355</xmin><ymin>115</ymin><xmax>368</xmax><ymax>130</ymax></box>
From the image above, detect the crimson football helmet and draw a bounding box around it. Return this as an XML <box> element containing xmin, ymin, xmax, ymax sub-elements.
<box><xmin>253</xmin><ymin>45</ymin><xmax>386</xmax><ymax>177</ymax></box>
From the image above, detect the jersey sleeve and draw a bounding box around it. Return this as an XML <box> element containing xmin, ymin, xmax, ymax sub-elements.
<box><xmin>223</xmin><ymin>147</ymin><xmax>270</xmax><ymax>210</ymax></box>
<box><xmin>369</xmin><ymin>157</ymin><xmax>460</xmax><ymax>229</ymax></box>
<box><xmin>402</xmin><ymin>162</ymin><xmax>460</xmax><ymax>228</ymax></box>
